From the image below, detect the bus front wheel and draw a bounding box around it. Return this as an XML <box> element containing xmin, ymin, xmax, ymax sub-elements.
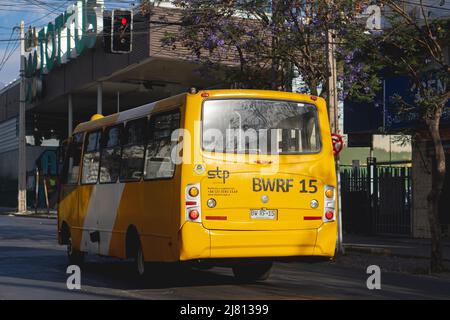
<box><xmin>232</xmin><ymin>261</ymin><xmax>273</xmax><ymax>282</ymax></box>
<box><xmin>67</xmin><ymin>235</ymin><xmax>85</xmax><ymax>266</ymax></box>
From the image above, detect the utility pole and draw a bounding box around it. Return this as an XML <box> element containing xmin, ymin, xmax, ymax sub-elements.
<box><xmin>117</xmin><ymin>91</ymin><xmax>120</xmax><ymax>113</ymax></box>
<box><xmin>326</xmin><ymin>10</ymin><xmax>344</xmax><ymax>254</ymax></box>
<box><xmin>326</xmin><ymin>29</ymin><xmax>339</xmax><ymax>133</ymax></box>
<box><xmin>18</xmin><ymin>21</ymin><xmax>27</xmax><ymax>214</ymax></box>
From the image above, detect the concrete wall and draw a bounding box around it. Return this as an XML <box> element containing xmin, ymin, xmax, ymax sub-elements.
<box><xmin>0</xmin><ymin>82</ymin><xmax>19</xmax><ymax>123</ymax></box>
<box><xmin>0</xmin><ymin>117</ymin><xmax>18</xmax><ymax>154</ymax></box>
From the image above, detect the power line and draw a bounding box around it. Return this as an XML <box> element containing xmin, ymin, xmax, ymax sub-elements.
<box><xmin>25</xmin><ymin>1</ymin><xmax>72</xmax><ymax>26</ymax></box>
<box><xmin>0</xmin><ymin>28</ymin><xmax>18</xmax><ymax>71</ymax></box>
<box><xmin>0</xmin><ymin>41</ymin><xmax>20</xmax><ymax>73</ymax></box>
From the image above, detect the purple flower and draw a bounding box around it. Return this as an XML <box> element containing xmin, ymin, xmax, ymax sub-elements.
<box><xmin>351</xmin><ymin>64</ymin><xmax>362</xmax><ymax>73</ymax></box>
<box><xmin>338</xmin><ymin>92</ymin><xmax>346</xmax><ymax>100</ymax></box>
<box><xmin>344</xmin><ymin>52</ymin><xmax>354</xmax><ymax>64</ymax></box>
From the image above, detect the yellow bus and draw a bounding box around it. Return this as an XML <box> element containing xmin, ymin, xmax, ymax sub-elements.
<box><xmin>58</xmin><ymin>89</ymin><xmax>337</xmax><ymax>281</ymax></box>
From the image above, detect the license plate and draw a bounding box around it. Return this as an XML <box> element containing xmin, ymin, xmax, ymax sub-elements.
<box><xmin>250</xmin><ymin>209</ymin><xmax>277</xmax><ymax>220</ymax></box>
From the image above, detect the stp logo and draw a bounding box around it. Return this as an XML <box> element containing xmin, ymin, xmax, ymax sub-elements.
<box><xmin>331</xmin><ymin>134</ymin><xmax>344</xmax><ymax>156</ymax></box>
<box><xmin>207</xmin><ymin>167</ymin><xmax>230</xmax><ymax>183</ymax></box>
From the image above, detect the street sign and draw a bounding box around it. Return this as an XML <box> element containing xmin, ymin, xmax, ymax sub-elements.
<box><xmin>332</xmin><ymin>133</ymin><xmax>344</xmax><ymax>156</ymax></box>
<box><xmin>385</xmin><ymin>76</ymin><xmax>450</xmax><ymax>130</ymax></box>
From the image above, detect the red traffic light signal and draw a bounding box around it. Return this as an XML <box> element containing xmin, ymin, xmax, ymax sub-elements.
<box><xmin>110</xmin><ymin>9</ymin><xmax>133</xmax><ymax>54</ymax></box>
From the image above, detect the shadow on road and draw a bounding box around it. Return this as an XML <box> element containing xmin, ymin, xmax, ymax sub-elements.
<box><xmin>0</xmin><ymin>244</ymin><xmax>241</xmax><ymax>292</ymax></box>
<box><xmin>80</xmin><ymin>259</ymin><xmax>241</xmax><ymax>290</ymax></box>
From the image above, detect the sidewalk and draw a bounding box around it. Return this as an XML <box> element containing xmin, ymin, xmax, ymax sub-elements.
<box><xmin>343</xmin><ymin>233</ymin><xmax>450</xmax><ymax>261</ymax></box>
<box><xmin>0</xmin><ymin>207</ymin><xmax>57</xmax><ymax>219</ymax></box>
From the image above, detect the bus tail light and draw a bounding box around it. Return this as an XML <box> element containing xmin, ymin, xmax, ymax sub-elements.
<box><xmin>186</xmin><ymin>183</ymin><xmax>201</xmax><ymax>222</ymax></box>
<box><xmin>325</xmin><ymin>211</ymin><xmax>334</xmax><ymax>220</ymax></box>
<box><xmin>188</xmin><ymin>209</ymin><xmax>200</xmax><ymax>220</ymax></box>
<box><xmin>323</xmin><ymin>185</ymin><xmax>336</xmax><ymax>222</ymax></box>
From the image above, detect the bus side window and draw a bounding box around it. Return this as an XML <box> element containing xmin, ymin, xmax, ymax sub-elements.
<box><xmin>81</xmin><ymin>130</ymin><xmax>102</xmax><ymax>184</ymax></box>
<box><xmin>120</xmin><ymin>118</ymin><xmax>147</xmax><ymax>181</ymax></box>
<box><xmin>144</xmin><ymin>110</ymin><xmax>180</xmax><ymax>180</ymax></box>
<box><xmin>99</xmin><ymin>125</ymin><xmax>123</xmax><ymax>183</ymax></box>
<box><xmin>62</xmin><ymin>133</ymin><xmax>83</xmax><ymax>185</ymax></box>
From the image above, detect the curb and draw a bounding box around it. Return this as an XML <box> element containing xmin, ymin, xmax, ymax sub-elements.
<box><xmin>0</xmin><ymin>212</ymin><xmax>57</xmax><ymax>220</ymax></box>
<box><xmin>344</xmin><ymin>245</ymin><xmax>392</xmax><ymax>256</ymax></box>
<box><xmin>14</xmin><ymin>213</ymin><xmax>57</xmax><ymax>220</ymax></box>
<box><xmin>344</xmin><ymin>244</ymin><xmax>450</xmax><ymax>262</ymax></box>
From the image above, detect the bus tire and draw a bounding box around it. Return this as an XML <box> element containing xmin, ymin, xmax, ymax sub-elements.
<box><xmin>232</xmin><ymin>261</ymin><xmax>272</xmax><ymax>282</ymax></box>
<box><xmin>67</xmin><ymin>233</ymin><xmax>85</xmax><ymax>266</ymax></box>
<box><xmin>134</xmin><ymin>240</ymin><xmax>146</xmax><ymax>277</ymax></box>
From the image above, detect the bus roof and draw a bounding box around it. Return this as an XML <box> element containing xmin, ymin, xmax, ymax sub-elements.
<box><xmin>72</xmin><ymin>89</ymin><xmax>323</xmax><ymax>135</ymax></box>
<box><xmin>73</xmin><ymin>93</ymin><xmax>187</xmax><ymax>134</ymax></box>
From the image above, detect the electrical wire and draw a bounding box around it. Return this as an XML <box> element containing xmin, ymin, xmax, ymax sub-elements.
<box><xmin>0</xmin><ymin>41</ymin><xmax>20</xmax><ymax>73</ymax></box>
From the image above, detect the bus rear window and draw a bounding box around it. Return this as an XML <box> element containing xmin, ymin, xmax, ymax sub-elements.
<box><xmin>202</xmin><ymin>99</ymin><xmax>321</xmax><ymax>154</ymax></box>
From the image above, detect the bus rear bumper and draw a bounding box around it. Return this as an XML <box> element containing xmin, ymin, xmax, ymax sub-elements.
<box><xmin>179</xmin><ymin>221</ymin><xmax>337</xmax><ymax>261</ymax></box>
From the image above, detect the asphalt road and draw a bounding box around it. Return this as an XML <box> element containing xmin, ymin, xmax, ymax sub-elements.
<box><xmin>0</xmin><ymin>215</ymin><xmax>449</xmax><ymax>300</ymax></box>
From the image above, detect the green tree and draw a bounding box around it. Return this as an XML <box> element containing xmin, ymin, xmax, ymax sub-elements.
<box><xmin>158</xmin><ymin>0</ymin><xmax>370</xmax><ymax>96</ymax></box>
<box><xmin>343</xmin><ymin>1</ymin><xmax>450</xmax><ymax>272</ymax></box>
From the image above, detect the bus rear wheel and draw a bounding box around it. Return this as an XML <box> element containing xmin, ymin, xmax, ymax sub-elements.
<box><xmin>232</xmin><ymin>261</ymin><xmax>273</xmax><ymax>282</ymax></box>
<box><xmin>132</xmin><ymin>239</ymin><xmax>146</xmax><ymax>277</ymax></box>
<box><xmin>67</xmin><ymin>235</ymin><xmax>84</xmax><ymax>266</ymax></box>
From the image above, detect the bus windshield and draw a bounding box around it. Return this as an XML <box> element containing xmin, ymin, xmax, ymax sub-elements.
<box><xmin>202</xmin><ymin>99</ymin><xmax>321</xmax><ymax>154</ymax></box>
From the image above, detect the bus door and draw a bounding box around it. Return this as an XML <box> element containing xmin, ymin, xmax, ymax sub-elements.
<box><xmin>79</xmin><ymin>130</ymin><xmax>102</xmax><ymax>255</ymax></box>
<box><xmin>60</xmin><ymin>133</ymin><xmax>84</xmax><ymax>244</ymax></box>
<box><xmin>142</xmin><ymin>110</ymin><xmax>181</xmax><ymax>258</ymax></box>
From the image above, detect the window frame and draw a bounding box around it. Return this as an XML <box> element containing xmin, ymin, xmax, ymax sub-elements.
<box><xmin>98</xmin><ymin>124</ymin><xmax>124</xmax><ymax>185</ymax></box>
<box><xmin>143</xmin><ymin>108</ymin><xmax>181</xmax><ymax>181</ymax></box>
<box><xmin>201</xmin><ymin>98</ymin><xmax>322</xmax><ymax>155</ymax></box>
<box><xmin>80</xmin><ymin>129</ymin><xmax>103</xmax><ymax>185</ymax></box>
<box><xmin>119</xmin><ymin>117</ymin><xmax>149</xmax><ymax>183</ymax></box>
<box><xmin>61</xmin><ymin>132</ymin><xmax>84</xmax><ymax>186</ymax></box>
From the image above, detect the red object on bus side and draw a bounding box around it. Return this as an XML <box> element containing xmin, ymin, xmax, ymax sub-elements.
<box><xmin>331</xmin><ymin>133</ymin><xmax>344</xmax><ymax>156</ymax></box>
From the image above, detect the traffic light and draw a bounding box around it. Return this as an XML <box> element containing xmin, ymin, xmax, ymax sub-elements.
<box><xmin>111</xmin><ymin>9</ymin><xmax>133</xmax><ymax>53</ymax></box>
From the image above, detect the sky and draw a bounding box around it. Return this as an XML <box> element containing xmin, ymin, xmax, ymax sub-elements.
<box><xmin>0</xmin><ymin>0</ymin><xmax>138</xmax><ymax>88</ymax></box>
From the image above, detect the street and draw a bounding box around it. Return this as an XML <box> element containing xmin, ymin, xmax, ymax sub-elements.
<box><xmin>0</xmin><ymin>215</ymin><xmax>449</xmax><ymax>300</ymax></box>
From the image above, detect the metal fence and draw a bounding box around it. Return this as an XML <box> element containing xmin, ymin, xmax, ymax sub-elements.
<box><xmin>341</xmin><ymin>160</ymin><xmax>412</xmax><ymax>236</ymax></box>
